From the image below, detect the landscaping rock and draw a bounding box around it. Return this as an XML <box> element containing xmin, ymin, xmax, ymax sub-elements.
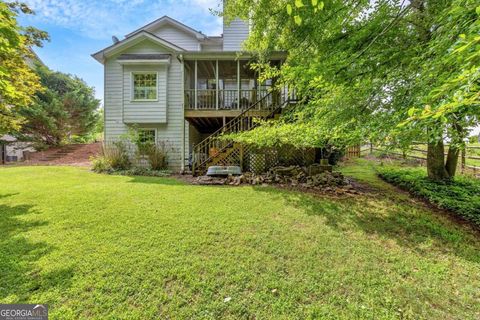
<box><xmin>193</xmin><ymin>176</ymin><xmax>226</xmax><ymax>185</ymax></box>
<box><xmin>193</xmin><ymin>165</ymin><xmax>357</xmax><ymax>194</ymax></box>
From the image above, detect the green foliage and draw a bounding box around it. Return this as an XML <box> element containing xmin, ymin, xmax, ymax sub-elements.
<box><xmin>0</xmin><ymin>1</ymin><xmax>48</xmax><ymax>134</ymax></box>
<box><xmin>100</xmin><ymin>141</ymin><xmax>131</xmax><ymax>171</ymax></box>
<box><xmin>224</xmin><ymin>0</ymin><xmax>480</xmax><ymax>177</ymax></box>
<box><xmin>126</xmin><ymin>126</ymin><xmax>170</xmax><ymax>170</ymax></box>
<box><xmin>91</xmin><ymin>154</ymin><xmax>112</xmax><ymax>173</ymax></box>
<box><xmin>144</xmin><ymin>143</ymin><xmax>168</xmax><ymax>170</ymax></box>
<box><xmin>94</xmin><ymin>107</ymin><xmax>104</xmax><ymax>139</ymax></box>
<box><xmin>16</xmin><ymin>64</ymin><xmax>100</xmax><ymax>146</ymax></box>
<box><xmin>378</xmin><ymin>167</ymin><xmax>480</xmax><ymax>226</ymax></box>
<box><xmin>91</xmin><ymin>156</ymin><xmax>171</xmax><ymax>177</ymax></box>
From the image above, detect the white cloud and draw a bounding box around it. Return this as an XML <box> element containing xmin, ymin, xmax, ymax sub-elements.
<box><xmin>23</xmin><ymin>0</ymin><xmax>223</xmax><ymax>39</ymax></box>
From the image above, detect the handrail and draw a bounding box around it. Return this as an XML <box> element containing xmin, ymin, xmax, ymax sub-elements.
<box><xmin>193</xmin><ymin>92</ymin><xmax>272</xmax><ymax>152</ymax></box>
<box><xmin>192</xmin><ymin>90</ymin><xmax>287</xmax><ymax>174</ymax></box>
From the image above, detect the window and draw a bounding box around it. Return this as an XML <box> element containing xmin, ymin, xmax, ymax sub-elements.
<box><xmin>138</xmin><ymin>129</ymin><xmax>156</xmax><ymax>144</ymax></box>
<box><xmin>133</xmin><ymin>73</ymin><xmax>157</xmax><ymax>100</ymax></box>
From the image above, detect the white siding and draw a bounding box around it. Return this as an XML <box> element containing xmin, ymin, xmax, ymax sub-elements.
<box><xmin>223</xmin><ymin>18</ymin><xmax>249</xmax><ymax>51</ymax></box>
<box><xmin>123</xmin><ymin>40</ymin><xmax>164</xmax><ymax>54</ymax></box>
<box><xmin>151</xmin><ymin>25</ymin><xmax>200</xmax><ymax>51</ymax></box>
<box><xmin>103</xmin><ymin>39</ymin><xmax>187</xmax><ymax>172</ymax></box>
<box><xmin>123</xmin><ymin>65</ymin><xmax>168</xmax><ymax>124</ymax></box>
<box><xmin>201</xmin><ymin>43</ymin><xmax>223</xmax><ymax>52</ymax></box>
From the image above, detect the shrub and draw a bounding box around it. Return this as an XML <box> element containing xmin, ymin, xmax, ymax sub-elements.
<box><xmin>102</xmin><ymin>141</ymin><xmax>131</xmax><ymax>170</ymax></box>
<box><xmin>135</xmin><ymin>141</ymin><xmax>168</xmax><ymax>170</ymax></box>
<box><xmin>146</xmin><ymin>143</ymin><xmax>168</xmax><ymax>170</ymax></box>
<box><xmin>377</xmin><ymin>167</ymin><xmax>480</xmax><ymax>227</ymax></box>
<box><xmin>91</xmin><ymin>155</ymin><xmax>112</xmax><ymax>173</ymax></box>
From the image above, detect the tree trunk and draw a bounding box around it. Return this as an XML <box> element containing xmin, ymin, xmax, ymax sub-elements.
<box><xmin>427</xmin><ymin>141</ymin><xmax>449</xmax><ymax>180</ymax></box>
<box><xmin>445</xmin><ymin>145</ymin><xmax>460</xmax><ymax>177</ymax></box>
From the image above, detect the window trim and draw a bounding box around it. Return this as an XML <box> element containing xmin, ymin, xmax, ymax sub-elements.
<box><xmin>137</xmin><ymin>128</ymin><xmax>157</xmax><ymax>144</ymax></box>
<box><xmin>130</xmin><ymin>71</ymin><xmax>159</xmax><ymax>102</ymax></box>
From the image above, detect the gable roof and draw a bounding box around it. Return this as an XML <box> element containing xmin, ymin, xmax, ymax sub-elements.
<box><xmin>91</xmin><ymin>31</ymin><xmax>185</xmax><ymax>64</ymax></box>
<box><xmin>125</xmin><ymin>16</ymin><xmax>207</xmax><ymax>40</ymax></box>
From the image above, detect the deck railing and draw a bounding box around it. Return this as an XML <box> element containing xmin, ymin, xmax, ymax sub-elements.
<box><xmin>184</xmin><ymin>89</ymin><xmax>271</xmax><ymax>110</ymax></box>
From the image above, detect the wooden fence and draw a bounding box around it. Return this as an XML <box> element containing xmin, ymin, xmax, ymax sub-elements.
<box><xmin>346</xmin><ymin>145</ymin><xmax>361</xmax><ymax>158</ymax></box>
<box><xmin>367</xmin><ymin>143</ymin><xmax>480</xmax><ymax>176</ymax></box>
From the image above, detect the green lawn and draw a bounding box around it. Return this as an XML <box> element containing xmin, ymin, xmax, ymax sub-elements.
<box><xmin>1</xmin><ymin>165</ymin><xmax>479</xmax><ymax>319</ymax></box>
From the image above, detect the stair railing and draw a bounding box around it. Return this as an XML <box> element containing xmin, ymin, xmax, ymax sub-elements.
<box><xmin>192</xmin><ymin>90</ymin><xmax>288</xmax><ymax>175</ymax></box>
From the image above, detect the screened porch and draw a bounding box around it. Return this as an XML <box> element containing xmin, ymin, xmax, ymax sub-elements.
<box><xmin>183</xmin><ymin>59</ymin><xmax>281</xmax><ymax>111</ymax></box>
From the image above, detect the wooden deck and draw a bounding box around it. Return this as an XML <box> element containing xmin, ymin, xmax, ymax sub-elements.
<box><xmin>185</xmin><ymin>110</ymin><xmax>271</xmax><ymax>134</ymax></box>
<box><xmin>185</xmin><ymin>109</ymin><xmax>271</xmax><ymax>118</ymax></box>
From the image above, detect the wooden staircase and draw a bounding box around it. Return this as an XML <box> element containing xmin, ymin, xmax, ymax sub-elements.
<box><xmin>192</xmin><ymin>91</ymin><xmax>294</xmax><ymax>175</ymax></box>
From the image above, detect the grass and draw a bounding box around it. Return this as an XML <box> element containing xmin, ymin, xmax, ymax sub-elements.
<box><xmin>1</xmin><ymin>165</ymin><xmax>480</xmax><ymax>319</ymax></box>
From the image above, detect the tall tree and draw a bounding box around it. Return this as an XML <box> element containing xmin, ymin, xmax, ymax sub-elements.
<box><xmin>0</xmin><ymin>1</ymin><xmax>48</xmax><ymax>134</ymax></box>
<box><xmin>17</xmin><ymin>65</ymin><xmax>101</xmax><ymax>146</ymax></box>
<box><xmin>224</xmin><ymin>0</ymin><xmax>480</xmax><ymax>180</ymax></box>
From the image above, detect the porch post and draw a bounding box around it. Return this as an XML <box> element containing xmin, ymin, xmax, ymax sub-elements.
<box><xmin>215</xmin><ymin>60</ymin><xmax>219</xmax><ymax>110</ymax></box>
<box><xmin>194</xmin><ymin>60</ymin><xmax>198</xmax><ymax>110</ymax></box>
<box><xmin>181</xmin><ymin>55</ymin><xmax>185</xmax><ymax>173</ymax></box>
<box><xmin>237</xmin><ymin>60</ymin><xmax>240</xmax><ymax>110</ymax></box>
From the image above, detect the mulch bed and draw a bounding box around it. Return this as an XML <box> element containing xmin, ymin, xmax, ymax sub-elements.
<box><xmin>26</xmin><ymin>143</ymin><xmax>101</xmax><ymax>166</ymax></box>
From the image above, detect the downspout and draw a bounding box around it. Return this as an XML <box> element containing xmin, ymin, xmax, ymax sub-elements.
<box><xmin>179</xmin><ymin>54</ymin><xmax>186</xmax><ymax>173</ymax></box>
<box><xmin>103</xmin><ymin>57</ymin><xmax>107</xmax><ymax>142</ymax></box>
<box><xmin>216</xmin><ymin>60</ymin><xmax>219</xmax><ymax>110</ymax></box>
<box><xmin>237</xmin><ymin>59</ymin><xmax>240</xmax><ymax>109</ymax></box>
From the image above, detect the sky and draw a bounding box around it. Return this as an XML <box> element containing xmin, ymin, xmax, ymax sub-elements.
<box><xmin>18</xmin><ymin>0</ymin><xmax>223</xmax><ymax>102</ymax></box>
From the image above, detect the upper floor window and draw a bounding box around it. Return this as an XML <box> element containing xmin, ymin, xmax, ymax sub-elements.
<box><xmin>133</xmin><ymin>73</ymin><xmax>157</xmax><ymax>101</ymax></box>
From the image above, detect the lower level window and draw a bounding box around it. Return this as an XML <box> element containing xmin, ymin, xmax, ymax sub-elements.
<box><xmin>138</xmin><ymin>129</ymin><xmax>156</xmax><ymax>144</ymax></box>
<box><xmin>133</xmin><ymin>73</ymin><xmax>157</xmax><ymax>100</ymax></box>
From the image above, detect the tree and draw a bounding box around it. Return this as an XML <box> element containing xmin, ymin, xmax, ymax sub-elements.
<box><xmin>223</xmin><ymin>0</ymin><xmax>480</xmax><ymax>180</ymax></box>
<box><xmin>0</xmin><ymin>1</ymin><xmax>48</xmax><ymax>134</ymax></box>
<box><xmin>17</xmin><ymin>65</ymin><xmax>101</xmax><ymax>146</ymax></box>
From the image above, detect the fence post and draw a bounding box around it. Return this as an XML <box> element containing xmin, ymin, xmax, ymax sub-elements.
<box><xmin>461</xmin><ymin>148</ymin><xmax>466</xmax><ymax>174</ymax></box>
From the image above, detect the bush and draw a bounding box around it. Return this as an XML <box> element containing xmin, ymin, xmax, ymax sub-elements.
<box><xmin>92</xmin><ymin>141</ymin><xmax>131</xmax><ymax>173</ymax></box>
<box><xmin>377</xmin><ymin>167</ymin><xmax>480</xmax><ymax>227</ymax></box>
<box><xmin>91</xmin><ymin>155</ymin><xmax>112</xmax><ymax>173</ymax></box>
<box><xmin>103</xmin><ymin>141</ymin><xmax>131</xmax><ymax>170</ymax></box>
<box><xmin>135</xmin><ymin>141</ymin><xmax>168</xmax><ymax>170</ymax></box>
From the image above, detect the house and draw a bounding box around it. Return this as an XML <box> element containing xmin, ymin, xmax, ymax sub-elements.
<box><xmin>93</xmin><ymin>15</ymin><xmax>295</xmax><ymax>174</ymax></box>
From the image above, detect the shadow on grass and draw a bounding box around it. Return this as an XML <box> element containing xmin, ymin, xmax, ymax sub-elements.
<box><xmin>0</xmin><ymin>194</ymin><xmax>74</xmax><ymax>302</ymax></box>
<box><xmin>253</xmin><ymin>186</ymin><xmax>480</xmax><ymax>264</ymax></box>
